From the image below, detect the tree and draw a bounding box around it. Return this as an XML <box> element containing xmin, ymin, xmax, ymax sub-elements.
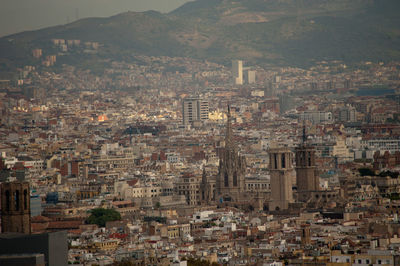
<box><xmin>379</xmin><ymin>170</ymin><xmax>399</xmax><ymax>179</ymax></box>
<box><xmin>186</xmin><ymin>258</ymin><xmax>219</xmax><ymax>266</ymax></box>
<box><xmin>86</xmin><ymin>208</ymin><xmax>121</xmax><ymax>227</ymax></box>
<box><xmin>358</xmin><ymin>168</ymin><xmax>375</xmax><ymax>176</ymax></box>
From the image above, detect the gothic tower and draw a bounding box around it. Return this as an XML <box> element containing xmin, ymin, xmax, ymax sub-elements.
<box><xmin>200</xmin><ymin>168</ymin><xmax>212</xmax><ymax>204</ymax></box>
<box><xmin>269</xmin><ymin>147</ymin><xmax>294</xmax><ymax>211</ymax></box>
<box><xmin>215</xmin><ymin>106</ymin><xmax>246</xmax><ymax>203</ymax></box>
<box><xmin>1</xmin><ymin>181</ymin><xmax>31</xmax><ymax>234</ymax></box>
<box><xmin>295</xmin><ymin>126</ymin><xmax>319</xmax><ymax>202</ymax></box>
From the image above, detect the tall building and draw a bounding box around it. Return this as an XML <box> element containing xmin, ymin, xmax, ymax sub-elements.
<box><xmin>244</xmin><ymin>70</ymin><xmax>256</xmax><ymax>84</ymax></box>
<box><xmin>215</xmin><ymin>106</ymin><xmax>246</xmax><ymax>203</ymax></box>
<box><xmin>295</xmin><ymin>127</ymin><xmax>319</xmax><ymax>202</ymax></box>
<box><xmin>1</xmin><ymin>181</ymin><xmax>31</xmax><ymax>234</ymax></box>
<box><xmin>269</xmin><ymin>147</ymin><xmax>294</xmax><ymax>211</ymax></box>
<box><xmin>247</xmin><ymin>70</ymin><xmax>256</xmax><ymax>84</ymax></box>
<box><xmin>182</xmin><ymin>97</ymin><xmax>209</xmax><ymax>126</ymax></box>
<box><xmin>339</xmin><ymin>106</ymin><xmax>356</xmax><ymax>122</ymax></box>
<box><xmin>232</xmin><ymin>60</ymin><xmax>243</xmax><ymax>85</ymax></box>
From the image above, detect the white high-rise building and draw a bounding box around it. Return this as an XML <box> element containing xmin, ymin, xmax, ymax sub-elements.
<box><xmin>182</xmin><ymin>97</ymin><xmax>209</xmax><ymax>125</ymax></box>
<box><xmin>232</xmin><ymin>60</ymin><xmax>243</xmax><ymax>85</ymax></box>
<box><xmin>247</xmin><ymin>70</ymin><xmax>256</xmax><ymax>84</ymax></box>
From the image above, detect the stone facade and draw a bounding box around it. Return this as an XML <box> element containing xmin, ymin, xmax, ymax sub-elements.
<box><xmin>215</xmin><ymin>106</ymin><xmax>246</xmax><ymax>203</ymax></box>
<box><xmin>200</xmin><ymin>168</ymin><xmax>215</xmax><ymax>204</ymax></box>
<box><xmin>269</xmin><ymin>148</ymin><xmax>294</xmax><ymax>211</ymax></box>
<box><xmin>1</xmin><ymin>181</ymin><xmax>31</xmax><ymax>234</ymax></box>
<box><xmin>200</xmin><ymin>106</ymin><xmax>247</xmax><ymax>205</ymax></box>
<box><xmin>295</xmin><ymin>144</ymin><xmax>320</xmax><ymax>202</ymax></box>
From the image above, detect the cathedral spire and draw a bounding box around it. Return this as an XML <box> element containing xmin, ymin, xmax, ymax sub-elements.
<box><xmin>302</xmin><ymin>122</ymin><xmax>307</xmax><ymax>144</ymax></box>
<box><xmin>225</xmin><ymin>105</ymin><xmax>234</xmax><ymax>150</ymax></box>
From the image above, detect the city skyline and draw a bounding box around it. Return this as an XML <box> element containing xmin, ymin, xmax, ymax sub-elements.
<box><xmin>1</xmin><ymin>0</ymin><xmax>400</xmax><ymax>265</ymax></box>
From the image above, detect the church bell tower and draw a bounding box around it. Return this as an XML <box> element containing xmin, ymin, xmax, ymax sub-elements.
<box><xmin>1</xmin><ymin>181</ymin><xmax>31</xmax><ymax>234</ymax></box>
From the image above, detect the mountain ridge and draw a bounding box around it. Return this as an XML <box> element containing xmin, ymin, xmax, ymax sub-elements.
<box><xmin>1</xmin><ymin>0</ymin><xmax>400</xmax><ymax>72</ymax></box>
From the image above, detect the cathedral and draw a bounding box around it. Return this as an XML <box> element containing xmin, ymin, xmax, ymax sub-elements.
<box><xmin>199</xmin><ymin>108</ymin><xmax>346</xmax><ymax>211</ymax></box>
<box><xmin>200</xmin><ymin>106</ymin><xmax>247</xmax><ymax>205</ymax></box>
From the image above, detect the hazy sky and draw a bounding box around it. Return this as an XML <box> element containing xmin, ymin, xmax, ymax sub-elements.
<box><xmin>0</xmin><ymin>0</ymin><xmax>192</xmax><ymax>37</ymax></box>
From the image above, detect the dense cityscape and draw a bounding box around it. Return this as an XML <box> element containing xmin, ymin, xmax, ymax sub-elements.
<box><xmin>1</xmin><ymin>1</ymin><xmax>400</xmax><ymax>265</ymax></box>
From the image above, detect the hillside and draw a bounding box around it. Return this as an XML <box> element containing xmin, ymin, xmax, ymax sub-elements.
<box><xmin>1</xmin><ymin>0</ymin><xmax>400</xmax><ymax>72</ymax></box>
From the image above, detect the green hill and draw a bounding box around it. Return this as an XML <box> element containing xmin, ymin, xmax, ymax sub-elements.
<box><xmin>1</xmin><ymin>0</ymin><xmax>400</xmax><ymax>72</ymax></box>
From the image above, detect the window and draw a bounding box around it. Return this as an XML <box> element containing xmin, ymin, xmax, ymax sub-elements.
<box><xmin>274</xmin><ymin>154</ymin><xmax>278</xmax><ymax>169</ymax></box>
<box><xmin>24</xmin><ymin>189</ymin><xmax>28</xmax><ymax>210</ymax></box>
<box><xmin>281</xmin><ymin>154</ymin><xmax>286</xmax><ymax>168</ymax></box>
<box><xmin>5</xmin><ymin>190</ymin><xmax>10</xmax><ymax>211</ymax></box>
<box><xmin>14</xmin><ymin>190</ymin><xmax>20</xmax><ymax>211</ymax></box>
<box><xmin>233</xmin><ymin>172</ymin><xmax>237</xmax><ymax>187</ymax></box>
<box><xmin>224</xmin><ymin>172</ymin><xmax>229</xmax><ymax>187</ymax></box>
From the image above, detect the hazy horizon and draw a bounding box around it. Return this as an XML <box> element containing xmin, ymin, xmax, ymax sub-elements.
<box><xmin>0</xmin><ymin>0</ymin><xmax>192</xmax><ymax>37</ymax></box>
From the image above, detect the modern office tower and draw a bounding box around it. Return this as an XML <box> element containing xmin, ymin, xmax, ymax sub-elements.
<box><xmin>339</xmin><ymin>106</ymin><xmax>356</xmax><ymax>122</ymax></box>
<box><xmin>182</xmin><ymin>97</ymin><xmax>209</xmax><ymax>126</ymax></box>
<box><xmin>215</xmin><ymin>106</ymin><xmax>246</xmax><ymax>203</ymax></box>
<box><xmin>295</xmin><ymin>130</ymin><xmax>319</xmax><ymax>202</ymax></box>
<box><xmin>245</xmin><ymin>70</ymin><xmax>256</xmax><ymax>84</ymax></box>
<box><xmin>1</xmin><ymin>181</ymin><xmax>31</xmax><ymax>234</ymax></box>
<box><xmin>232</xmin><ymin>60</ymin><xmax>243</xmax><ymax>85</ymax></box>
<box><xmin>269</xmin><ymin>147</ymin><xmax>294</xmax><ymax>211</ymax></box>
